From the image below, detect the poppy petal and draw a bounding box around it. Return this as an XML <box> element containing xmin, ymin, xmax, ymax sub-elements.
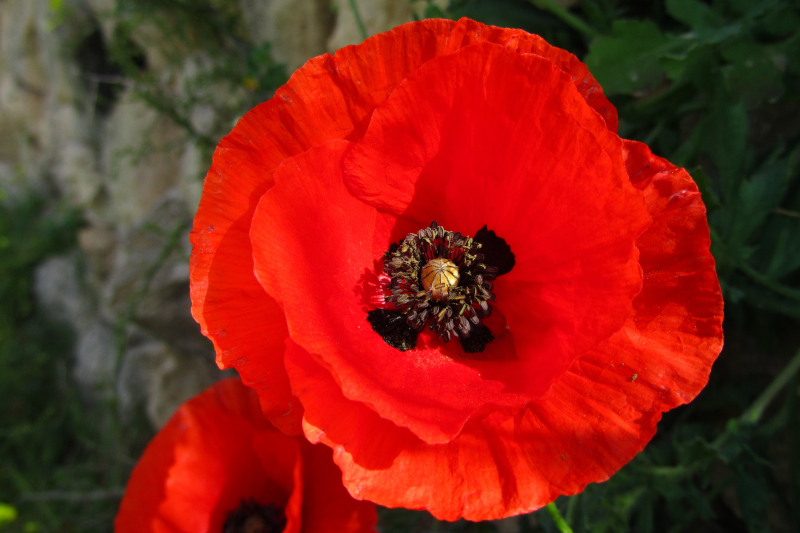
<box><xmin>281</xmin><ymin>142</ymin><xmax>723</xmax><ymax>521</ymax></box>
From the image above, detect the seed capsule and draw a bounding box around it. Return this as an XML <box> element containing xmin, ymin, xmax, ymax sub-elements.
<box><xmin>420</xmin><ymin>258</ymin><xmax>459</xmax><ymax>302</ymax></box>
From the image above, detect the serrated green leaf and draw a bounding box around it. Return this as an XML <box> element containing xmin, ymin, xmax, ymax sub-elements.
<box><xmin>585</xmin><ymin>20</ymin><xmax>686</xmax><ymax>96</ymax></box>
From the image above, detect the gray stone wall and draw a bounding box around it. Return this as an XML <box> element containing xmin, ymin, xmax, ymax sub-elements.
<box><xmin>1</xmin><ymin>0</ymin><xmax>415</xmax><ymax>428</ymax></box>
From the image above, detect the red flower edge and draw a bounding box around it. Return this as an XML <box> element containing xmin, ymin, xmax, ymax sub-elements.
<box><xmin>114</xmin><ymin>378</ymin><xmax>377</xmax><ymax>533</ymax></box>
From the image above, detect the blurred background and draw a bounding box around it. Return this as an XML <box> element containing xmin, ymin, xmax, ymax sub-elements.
<box><xmin>0</xmin><ymin>0</ymin><xmax>799</xmax><ymax>531</ymax></box>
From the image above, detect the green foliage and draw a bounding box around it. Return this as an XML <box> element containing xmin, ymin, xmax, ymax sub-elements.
<box><xmin>0</xmin><ymin>193</ymin><xmax>151</xmax><ymax>532</ymax></box>
<box><xmin>586</xmin><ymin>19</ymin><xmax>683</xmax><ymax>95</ymax></box>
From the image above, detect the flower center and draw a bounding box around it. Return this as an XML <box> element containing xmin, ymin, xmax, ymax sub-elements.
<box><xmin>223</xmin><ymin>500</ymin><xmax>286</xmax><ymax>533</ymax></box>
<box><xmin>367</xmin><ymin>221</ymin><xmax>514</xmax><ymax>353</ymax></box>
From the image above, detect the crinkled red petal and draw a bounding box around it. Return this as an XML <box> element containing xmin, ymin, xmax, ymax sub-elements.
<box><xmin>249</xmin><ymin>44</ymin><xmax>647</xmax><ymax>444</ymax></box>
<box><xmin>191</xmin><ymin>18</ymin><xmax>616</xmax><ymax>433</ymax></box>
<box><xmin>115</xmin><ymin>378</ymin><xmax>302</xmax><ymax>532</ymax></box>
<box><xmin>283</xmin><ymin>144</ymin><xmax>723</xmax><ymax>521</ymax></box>
<box><xmin>451</xmin><ymin>19</ymin><xmax>618</xmax><ymax>132</ymax></box>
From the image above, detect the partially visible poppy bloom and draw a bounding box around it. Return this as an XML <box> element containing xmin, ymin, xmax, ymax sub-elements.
<box><xmin>190</xmin><ymin>18</ymin><xmax>724</xmax><ymax>520</ymax></box>
<box><xmin>115</xmin><ymin>378</ymin><xmax>377</xmax><ymax>533</ymax></box>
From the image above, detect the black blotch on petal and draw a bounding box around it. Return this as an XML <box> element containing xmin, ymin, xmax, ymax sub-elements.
<box><xmin>474</xmin><ymin>225</ymin><xmax>515</xmax><ymax>276</ymax></box>
<box><xmin>460</xmin><ymin>324</ymin><xmax>494</xmax><ymax>353</ymax></box>
<box><xmin>367</xmin><ymin>309</ymin><xmax>418</xmax><ymax>351</ymax></box>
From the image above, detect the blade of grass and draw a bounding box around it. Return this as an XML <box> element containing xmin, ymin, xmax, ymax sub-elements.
<box><xmin>348</xmin><ymin>0</ymin><xmax>368</xmax><ymax>41</ymax></box>
<box><xmin>738</xmin><ymin>262</ymin><xmax>800</xmax><ymax>302</ymax></box>
<box><xmin>527</xmin><ymin>0</ymin><xmax>600</xmax><ymax>39</ymax></box>
<box><xmin>546</xmin><ymin>502</ymin><xmax>574</xmax><ymax>533</ymax></box>
<box><xmin>739</xmin><ymin>348</ymin><xmax>800</xmax><ymax>425</ymax></box>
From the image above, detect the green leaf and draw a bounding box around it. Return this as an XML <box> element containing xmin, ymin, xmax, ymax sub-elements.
<box><xmin>676</xmin><ymin>437</ymin><xmax>720</xmax><ymax>467</ymax></box>
<box><xmin>665</xmin><ymin>0</ymin><xmax>722</xmax><ymax>30</ymax></box>
<box><xmin>727</xmin><ymin>0</ymin><xmax>780</xmax><ymax>19</ymax></box>
<box><xmin>715</xmin><ymin>419</ymin><xmax>754</xmax><ymax>463</ymax></box>
<box><xmin>703</xmin><ymin>98</ymin><xmax>749</xmax><ymax>201</ymax></box>
<box><xmin>765</xmin><ymin>222</ymin><xmax>800</xmax><ymax>279</ymax></box>
<box><xmin>785</xmin><ymin>32</ymin><xmax>800</xmax><ymax>77</ymax></box>
<box><xmin>758</xmin><ymin>3</ymin><xmax>800</xmax><ymax>37</ymax></box>
<box><xmin>721</xmin><ymin>41</ymin><xmax>784</xmax><ymax>106</ymax></box>
<box><xmin>660</xmin><ymin>43</ymin><xmax>716</xmax><ymax>86</ymax></box>
<box><xmin>423</xmin><ymin>4</ymin><xmax>448</xmax><ymax>19</ymax></box>
<box><xmin>585</xmin><ymin>20</ymin><xmax>686</xmax><ymax>96</ymax></box>
<box><xmin>728</xmin><ymin>157</ymin><xmax>790</xmax><ymax>248</ymax></box>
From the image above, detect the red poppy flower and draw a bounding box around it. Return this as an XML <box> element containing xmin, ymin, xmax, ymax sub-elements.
<box><xmin>190</xmin><ymin>18</ymin><xmax>724</xmax><ymax>521</ymax></box>
<box><xmin>115</xmin><ymin>378</ymin><xmax>377</xmax><ymax>533</ymax></box>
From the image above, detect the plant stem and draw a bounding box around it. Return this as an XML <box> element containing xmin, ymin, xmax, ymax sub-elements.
<box><xmin>739</xmin><ymin>348</ymin><xmax>800</xmax><ymax>425</ymax></box>
<box><xmin>348</xmin><ymin>0</ymin><xmax>368</xmax><ymax>41</ymax></box>
<box><xmin>546</xmin><ymin>502</ymin><xmax>575</xmax><ymax>533</ymax></box>
<box><xmin>738</xmin><ymin>262</ymin><xmax>800</xmax><ymax>302</ymax></box>
<box><xmin>527</xmin><ymin>0</ymin><xmax>600</xmax><ymax>39</ymax></box>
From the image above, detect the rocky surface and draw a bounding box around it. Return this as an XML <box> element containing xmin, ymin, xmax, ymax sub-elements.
<box><xmin>1</xmin><ymin>0</ymin><xmax>415</xmax><ymax>428</ymax></box>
